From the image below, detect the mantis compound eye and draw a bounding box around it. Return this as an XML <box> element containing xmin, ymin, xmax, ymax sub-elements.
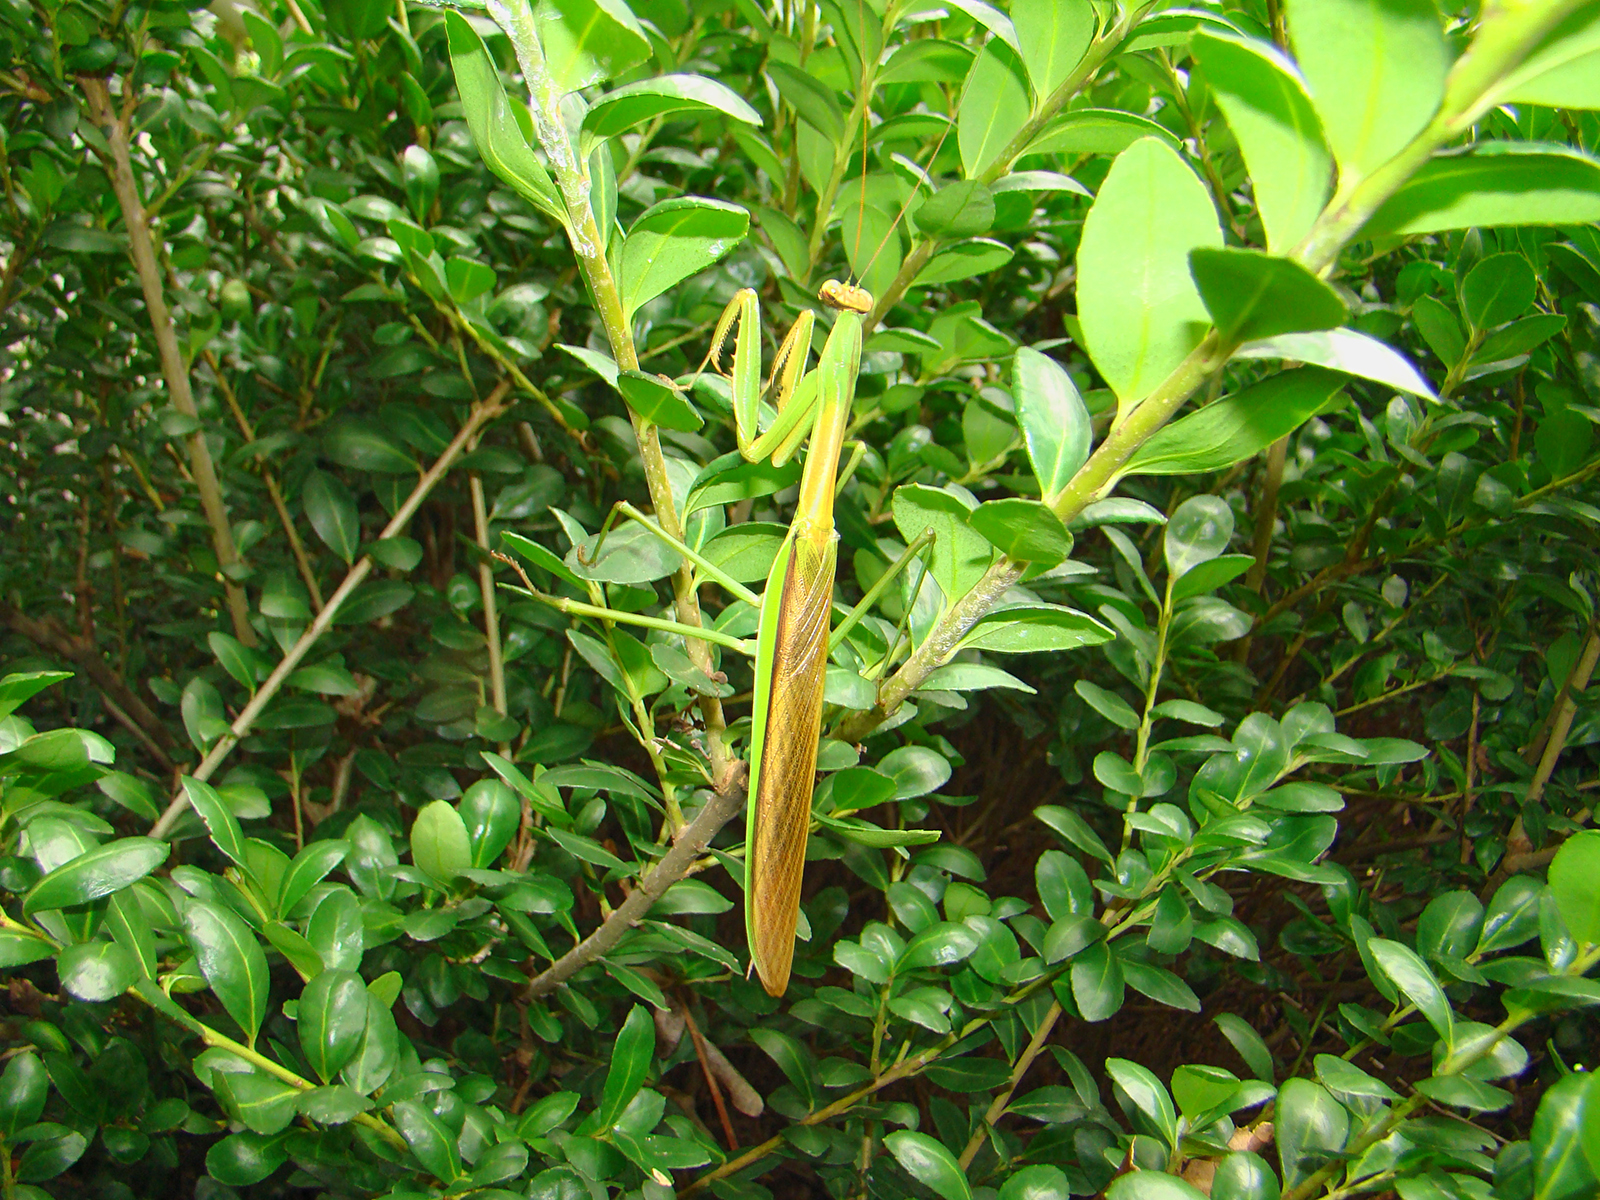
<box><xmin>819</xmin><ymin>280</ymin><xmax>873</xmax><ymax>313</ymax></box>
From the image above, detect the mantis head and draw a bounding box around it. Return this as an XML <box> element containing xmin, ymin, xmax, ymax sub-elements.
<box><xmin>819</xmin><ymin>280</ymin><xmax>873</xmax><ymax>314</ymax></box>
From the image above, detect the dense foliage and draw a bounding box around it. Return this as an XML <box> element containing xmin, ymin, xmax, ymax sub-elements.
<box><xmin>3</xmin><ymin>0</ymin><xmax>1600</xmax><ymax>1198</ymax></box>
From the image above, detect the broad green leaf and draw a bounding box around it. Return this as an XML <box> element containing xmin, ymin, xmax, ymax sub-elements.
<box><xmin>1165</xmin><ymin>495</ymin><xmax>1234</xmax><ymax>580</ymax></box>
<box><xmin>914</xmin><ymin>237</ymin><xmax>1015</xmax><ymax>286</ymax></box>
<box><xmin>1363</xmin><ymin>147</ymin><xmax>1600</xmax><ymax>236</ymax></box>
<box><xmin>914</xmin><ymin>180</ymin><xmax>996</xmax><ymax>239</ymax></box>
<box><xmin>1369</xmin><ymin>937</ymin><xmax>1453</xmax><ymax>1044</ymax></box>
<box><xmin>298</xmin><ymin>969</ymin><xmax>368</xmax><ymax>1083</ymax></box>
<box><xmin>591</xmin><ymin>1006</ymin><xmax>654</xmax><ymax>1131</ymax></box>
<box><xmin>1126</xmin><ymin>368</ymin><xmax>1345</xmax><ymax>477</ymax></box>
<box><xmin>0</xmin><ymin>670</ymin><xmax>72</xmax><ymax>720</ymax></box>
<box><xmin>459</xmin><ymin>780</ymin><xmax>519</xmax><ymax>869</ymax></box>
<box><xmin>1071</xmin><ymin>940</ymin><xmax>1124</xmax><ymax>1021</ymax></box>
<box><xmin>182</xmin><ymin>776</ymin><xmax>249</xmax><ymax>868</ymax></box>
<box><xmin>410</xmin><ymin>800</ymin><xmax>472</xmax><ymax>888</ymax></box>
<box><xmin>1211</xmin><ymin>1152</ymin><xmax>1281</xmax><ymax>1200</ymax></box>
<box><xmin>1234</xmin><ymin>328</ymin><xmax>1436</xmax><ymax>399</ymax></box>
<box><xmin>277</xmin><ymin>840</ymin><xmax>348</xmax><ymax>917</ymax></box>
<box><xmin>1106</xmin><ymin>1176</ymin><xmax>1209</xmax><ymax>1200</ymax></box>
<box><xmin>1001</xmin><ymin>1166</ymin><xmax>1071</xmax><ymax>1200</ymax></box>
<box><xmin>56</xmin><ymin>940</ymin><xmax>137</xmax><ymax>1002</ymax></box>
<box><xmin>1193</xmin><ymin>32</ymin><xmax>1330</xmax><ymax>252</ymax></box>
<box><xmin>1274</xmin><ymin>1078</ymin><xmax>1349</xmax><ymax>1190</ymax></box>
<box><xmin>1106</xmin><ymin>1057</ymin><xmax>1178</xmax><ymax>1150</ymax></box>
<box><xmin>766</xmin><ymin>61</ymin><xmax>844</xmax><ymax>144</ymax></box>
<box><xmin>617</xmin><ymin>371</ymin><xmax>703</xmax><ymax>432</ymax></box>
<box><xmin>1012</xmin><ymin>0</ymin><xmax>1093</xmax><ymax>99</ymax></box>
<box><xmin>1498</xmin><ymin>7</ymin><xmax>1600</xmax><ymax>110</ymax></box>
<box><xmin>322</xmin><ymin>419</ymin><xmax>415</xmax><ymax>474</ymax></box>
<box><xmin>394</xmin><ymin>1098</ymin><xmax>462</xmax><ymax>1182</ymax></box>
<box><xmin>0</xmin><ymin>1052</ymin><xmax>47</xmax><ymax>1138</ymax></box>
<box><xmin>956</xmin><ymin>604</ymin><xmax>1114</xmax><ymax>654</ymax></box>
<box><xmin>1460</xmin><ymin>252</ymin><xmax>1536</xmax><ymax>331</ymax></box>
<box><xmin>1286</xmin><ymin>0</ymin><xmax>1447</xmax><ymax>180</ymax></box>
<box><xmin>24</xmin><ymin>838</ymin><xmax>168</xmax><ymax>913</ymax></box>
<box><xmin>1530</xmin><ymin>1071</ymin><xmax>1600</xmax><ymax>1200</ymax></box>
<box><xmin>1548</xmin><ymin>830</ymin><xmax>1600</xmax><ymax>947</ymax></box>
<box><xmin>1024</xmin><ymin>108</ymin><xmax>1180</xmax><ymax>157</ymax></box>
<box><xmin>444</xmin><ymin>12</ymin><xmax>565</xmax><ymax>223</ymax></box>
<box><xmin>1215</xmin><ymin>1012</ymin><xmax>1275</xmax><ymax>1082</ymax></box>
<box><xmin>1014</xmin><ymin>346</ymin><xmax>1090</xmax><ymax>498</ymax></box>
<box><xmin>184</xmin><ymin>899</ymin><xmax>270</xmax><ymax>1045</ymax></box>
<box><xmin>969</xmin><ymin>499</ymin><xmax>1073</xmax><ymax>565</ymax></box>
<box><xmin>582</xmin><ymin>73</ymin><xmax>760</xmax><ymax>141</ymax></box>
<box><xmin>619</xmin><ymin>198</ymin><xmax>748</xmax><ymax>319</ymax></box>
<box><xmin>218</xmin><ymin>1071</ymin><xmax>300</xmax><ymax>1135</ymax></box>
<box><xmin>1077</xmin><ymin>138</ymin><xmax>1222</xmax><ymax>407</ymax></box>
<box><xmin>884</xmin><ymin>1131</ymin><xmax>973</xmax><ymax>1200</ymax></box>
<box><xmin>301</xmin><ymin>469</ymin><xmax>359</xmax><ymax>565</ymax></box>
<box><xmin>342</xmin><ymin>990</ymin><xmax>400</xmax><ymax>1095</ymax></box>
<box><xmin>957</xmin><ymin>40</ymin><xmax>1031</xmax><ymax>180</ymax></box>
<box><xmin>892</xmin><ymin>484</ymin><xmax>993</xmax><ymax>604</ymax></box>
<box><xmin>751</xmin><ymin>1027</ymin><xmax>818</xmax><ymax>1111</ymax></box>
<box><xmin>0</xmin><ymin>929</ymin><xmax>55</xmax><ymax>969</ymax></box>
<box><xmin>521</xmin><ymin>0</ymin><xmax>648</xmax><ymax>94</ymax></box>
<box><xmin>1189</xmin><ymin>248</ymin><xmax>1347</xmax><ymax>343</ymax></box>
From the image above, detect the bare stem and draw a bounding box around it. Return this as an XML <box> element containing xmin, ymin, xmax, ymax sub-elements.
<box><xmin>82</xmin><ymin>76</ymin><xmax>256</xmax><ymax>646</ymax></box>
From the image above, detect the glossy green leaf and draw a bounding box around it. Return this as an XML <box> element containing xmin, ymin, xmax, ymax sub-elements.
<box><xmin>459</xmin><ymin>780</ymin><xmax>520</xmax><ymax>869</ymax></box>
<box><xmin>969</xmin><ymin>498</ymin><xmax>1073</xmax><ymax>565</ymax></box>
<box><xmin>956</xmin><ymin>604</ymin><xmax>1113</xmax><ymax>654</ymax></box>
<box><xmin>55</xmin><ymin>940</ymin><xmax>137</xmax><ymax>1002</ymax></box>
<box><xmin>1193</xmin><ymin>32</ymin><xmax>1330</xmax><ymax>253</ymax></box>
<box><xmin>1461</xmin><ymin>252</ymin><xmax>1536</xmax><ymax>331</ymax></box>
<box><xmin>957</xmin><ymin>39</ymin><xmax>1031</xmax><ymax>179</ymax></box>
<box><xmin>24</xmin><ymin>838</ymin><xmax>168</xmax><ymax>913</ymax></box>
<box><xmin>1165</xmin><ymin>495</ymin><xmax>1234</xmax><ymax>580</ymax></box>
<box><xmin>444</xmin><ymin>12</ymin><xmax>565</xmax><ymax>223</ymax></box>
<box><xmin>181</xmin><ymin>776</ymin><xmax>249</xmax><ymax>867</ymax></box>
<box><xmin>277</xmin><ymin>840</ymin><xmax>348</xmax><ymax>917</ymax></box>
<box><xmin>1071</xmin><ymin>940</ymin><xmax>1125</xmax><ymax>1021</ymax></box>
<box><xmin>582</xmin><ymin>73</ymin><xmax>759</xmax><ymax>141</ymax></box>
<box><xmin>1531</xmin><ymin>1071</ymin><xmax>1600</xmax><ymax>1200</ymax></box>
<box><xmin>183</xmin><ymin>899</ymin><xmax>270</xmax><ymax>1044</ymax></box>
<box><xmin>617</xmin><ymin>370</ymin><xmax>704</xmax><ymax>432</ymax></box>
<box><xmin>619</xmin><ymin>198</ymin><xmax>748</xmax><ymax>319</ymax></box>
<box><xmin>884</xmin><ymin>1131</ymin><xmax>973</xmax><ymax>1200</ymax></box>
<box><xmin>1499</xmin><ymin>8</ymin><xmax>1600</xmax><ymax>110</ymax></box>
<box><xmin>766</xmin><ymin>60</ymin><xmax>844</xmax><ymax>144</ymax></box>
<box><xmin>1125</xmin><ymin>369</ymin><xmax>1345</xmax><ymax>477</ymax></box>
<box><xmin>301</xmin><ymin>469</ymin><xmax>359</xmax><ymax>564</ymax></box>
<box><xmin>1363</xmin><ymin>147</ymin><xmax>1600</xmax><ymax>235</ymax></box>
<box><xmin>1189</xmin><ymin>248</ymin><xmax>1347</xmax><ymax>343</ymax></box>
<box><xmin>394</xmin><ymin>1098</ymin><xmax>462</xmax><ymax>1182</ymax></box>
<box><xmin>1234</xmin><ymin>328</ymin><xmax>1436</xmax><ymax>399</ymax></box>
<box><xmin>1011</xmin><ymin>0</ymin><xmax>1093</xmax><ymax>99</ymax></box>
<box><xmin>1369</xmin><ymin>937</ymin><xmax>1454</xmax><ymax>1044</ymax></box>
<box><xmin>410</xmin><ymin>800</ymin><xmax>472</xmax><ymax>888</ymax></box>
<box><xmin>1024</xmin><ymin>108</ymin><xmax>1180</xmax><ymax>156</ymax></box>
<box><xmin>1014</xmin><ymin>346</ymin><xmax>1090</xmax><ymax>498</ymax></box>
<box><xmin>1548</xmin><ymin>830</ymin><xmax>1600</xmax><ymax>947</ymax></box>
<box><xmin>1212</xmin><ymin>1151</ymin><xmax>1281</xmax><ymax>1200</ymax></box>
<box><xmin>1105</xmin><ymin>1174</ymin><xmax>1208</xmax><ymax>1200</ymax></box>
<box><xmin>0</xmin><ymin>1052</ymin><xmax>48</xmax><ymax>1138</ymax></box>
<box><xmin>1286</xmin><ymin>0</ymin><xmax>1447</xmax><ymax>180</ymax></box>
<box><xmin>591</xmin><ymin>1005</ymin><xmax>654</xmax><ymax>1131</ymax></box>
<box><xmin>0</xmin><ymin>670</ymin><xmax>72</xmax><ymax>720</ymax></box>
<box><xmin>298</xmin><ymin>968</ymin><xmax>368</xmax><ymax>1083</ymax></box>
<box><xmin>1077</xmin><ymin>138</ymin><xmax>1222</xmax><ymax>407</ymax></box>
<box><xmin>1215</xmin><ymin>1012</ymin><xmax>1275</xmax><ymax>1081</ymax></box>
<box><xmin>1274</xmin><ymin>1078</ymin><xmax>1349</xmax><ymax>1189</ymax></box>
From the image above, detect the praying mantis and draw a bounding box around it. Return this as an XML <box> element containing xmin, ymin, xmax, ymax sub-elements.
<box><xmin>501</xmin><ymin>278</ymin><xmax>934</xmax><ymax>996</ymax></box>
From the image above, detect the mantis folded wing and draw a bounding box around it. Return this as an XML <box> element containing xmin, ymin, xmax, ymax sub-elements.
<box><xmin>723</xmin><ymin>279</ymin><xmax>870</xmax><ymax>996</ymax></box>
